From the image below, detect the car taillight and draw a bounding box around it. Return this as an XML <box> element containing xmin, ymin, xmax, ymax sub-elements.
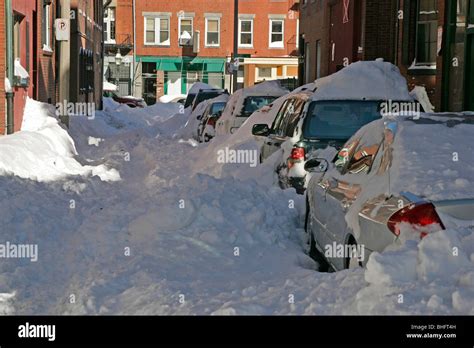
<box><xmin>290</xmin><ymin>147</ymin><xmax>305</xmax><ymax>160</ymax></box>
<box><xmin>207</xmin><ymin>117</ymin><xmax>216</xmax><ymax>127</ymax></box>
<box><xmin>387</xmin><ymin>202</ymin><xmax>445</xmax><ymax>239</ymax></box>
<box><xmin>288</xmin><ymin>147</ymin><xmax>305</xmax><ymax>169</ymax></box>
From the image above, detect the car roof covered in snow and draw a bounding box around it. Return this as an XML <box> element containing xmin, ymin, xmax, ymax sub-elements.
<box><xmin>310</xmin><ymin>60</ymin><xmax>414</xmax><ymax>102</ymax></box>
<box><xmin>335</xmin><ymin>113</ymin><xmax>474</xmax><ymax>202</ymax></box>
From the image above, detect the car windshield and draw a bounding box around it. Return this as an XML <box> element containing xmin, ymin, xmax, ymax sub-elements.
<box><xmin>240</xmin><ymin>96</ymin><xmax>277</xmax><ymax>117</ymax></box>
<box><xmin>303</xmin><ymin>100</ymin><xmax>382</xmax><ymax>139</ymax></box>
<box><xmin>194</xmin><ymin>91</ymin><xmax>224</xmax><ymax>108</ymax></box>
<box><xmin>210</xmin><ymin>102</ymin><xmax>226</xmax><ymax>116</ymax></box>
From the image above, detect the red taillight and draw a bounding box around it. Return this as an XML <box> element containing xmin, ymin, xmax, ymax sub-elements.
<box><xmin>290</xmin><ymin>147</ymin><xmax>305</xmax><ymax>160</ymax></box>
<box><xmin>387</xmin><ymin>202</ymin><xmax>445</xmax><ymax>239</ymax></box>
<box><xmin>207</xmin><ymin>117</ymin><xmax>216</xmax><ymax>127</ymax></box>
<box><xmin>288</xmin><ymin>147</ymin><xmax>305</xmax><ymax>169</ymax></box>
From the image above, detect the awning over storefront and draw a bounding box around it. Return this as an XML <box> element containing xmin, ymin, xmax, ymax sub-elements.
<box><xmin>137</xmin><ymin>56</ymin><xmax>225</xmax><ymax>73</ymax></box>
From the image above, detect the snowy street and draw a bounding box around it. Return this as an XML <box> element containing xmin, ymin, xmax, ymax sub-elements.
<box><xmin>1</xmin><ymin>96</ymin><xmax>473</xmax><ymax>315</ymax></box>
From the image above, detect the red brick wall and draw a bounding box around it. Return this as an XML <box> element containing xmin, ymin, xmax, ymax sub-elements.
<box><xmin>239</xmin><ymin>0</ymin><xmax>299</xmax><ymax>58</ymax></box>
<box><xmin>135</xmin><ymin>0</ymin><xmax>299</xmax><ymax>59</ymax></box>
<box><xmin>0</xmin><ymin>0</ymin><xmax>6</xmax><ymax>135</ymax></box>
<box><xmin>299</xmin><ymin>0</ymin><xmax>330</xmax><ymax>83</ymax></box>
<box><xmin>36</xmin><ymin>0</ymin><xmax>56</xmax><ymax>104</ymax></box>
<box><xmin>12</xmin><ymin>0</ymin><xmax>36</xmax><ymax>132</ymax></box>
<box><xmin>396</xmin><ymin>0</ymin><xmax>443</xmax><ymax>111</ymax></box>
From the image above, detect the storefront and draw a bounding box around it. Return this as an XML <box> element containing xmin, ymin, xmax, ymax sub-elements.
<box><xmin>137</xmin><ymin>56</ymin><xmax>226</xmax><ymax>103</ymax></box>
<box><xmin>443</xmin><ymin>0</ymin><xmax>474</xmax><ymax>111</ymax></box>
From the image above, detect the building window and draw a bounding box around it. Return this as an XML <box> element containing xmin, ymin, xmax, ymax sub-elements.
<box><xmin>269</xmin><ymin>19</ymin><xmax>284</xmax><ymax>48</ymax></box>
<box><xmin>13</xmin><ymin>14</ymin><xmax>22</xmax><ymax>60</ymax></box>
<box><xmin>145</xmin><ymin>17</ymin><xmax>170</xmax><ymax>46</ymax></box>
<box><xmin>258</xmin><ymin>67</ymin><xmax>273</xmax><ymax>80</ymax></box>
<box><xmin>79</xmin><ymin>49</ymin><xmax>94</xmax><ymax>94</ymax></box>
<box><xmin>179</xmin><ymin>17</ymin><xmax>193</xmax><ymax>45</ymax></box>
<box><xmin>416</xmin><ymin>0</ymin><xmax>438</xmax><ymax>65</ymax></box>
<box><xmin>42</xmin><ymin>1</ymin><xmax>52</xmax><ymax>50</ymax></box>
<box><xmin>305</xmin><ymin>42</ymin><xmax>311</xmax><ymax>83</ymax></box>
<box><xmin>104</xmin><ymin>7</ymin><xmax>116</xmax><ymax>43</ymax></box>
<box><xmin>315</xmin><ymin>40</ymin><xmax>321</xmax><ymax>79</ymax></box>
<box><xmin>238</xmin><ymin>19</ymin><xmax>253</xmax><ymax>48</ymax></box>
<box><xmin>206</xmin><ymin>18</ymin><xmax>220</xmax><ymax>47</ymax></box>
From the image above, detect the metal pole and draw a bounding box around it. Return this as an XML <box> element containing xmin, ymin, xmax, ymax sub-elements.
<box><xmin>59</xmin><ymin>0</ymin><xmax>71</xmax><ymax>126</ymax></box>
<box><xmin>132</xmin><ymin>0</ymin><xmax>137</xmax><ymax>96</ymax></box>
<box><xmin>232</xmin><ymin>0</ymin><xmax>238</xmax><ymax>93</ymax></box>
<box><xmin>5</xmin><ymin>0</ymin><xmax>14</xmax><ymax>134</ymax></box>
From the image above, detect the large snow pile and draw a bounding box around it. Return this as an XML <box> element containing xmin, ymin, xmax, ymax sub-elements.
<box><xmin>360</xmin><ymin>228</ymin><xmax>474</xmax><ymax>314</ymax></box>
<box><xmin>312</xmin><ymin>60</ymin><xmax>413</xmax><ymax>102</ymax></box>
<box><xmin>0</xmin><ymin>98</ymin><xmax>120</xmax><ymax>182</ymax></box>
<box><xmin>391</xmin><ymin>115</ymin><xmax>474</xmax><ymax>200</ymax></box>
<box><xmin>0</xmin><ymin>87</ymin><xmax>473</xmax><ymax>316</ymax></box>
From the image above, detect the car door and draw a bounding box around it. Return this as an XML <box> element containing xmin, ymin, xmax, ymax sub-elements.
<box><xmin>261</xmin><ymin>99</ymin><xmax>294</xmax><ymax>161</ymax></box>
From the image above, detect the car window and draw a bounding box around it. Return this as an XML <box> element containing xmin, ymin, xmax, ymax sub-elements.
<box><xmin>240</xmin><ymin>96</ymin><xmax>277</xmax><ymax>117</ymax></box>
<box><xmin>210</xmin><ymin>102</ymin><xmax>226</xmax><ymax>116</ymax></box>
<box><xmin>184</xmin><ymin>94</ymin><xmax>196</xmax><ymax>108</ymax></box>
<box><xmin>274</xmin><ymin>99</ymin><xmax>296</xmax><ymax>136</ymax></box>
<box><xmin>304</xmin><ymin>100</ymin><xmax>382</xmax><ymax>140</ymax></box>
<box><xmin>334</xmin><ymin>124</ymin><xmax>386</xmax><ymax>176</ymax></box>
<box><xmin>283</xmin><ymin>99</ymin><xmax>306</xmax><ymax>136</ymax></box>
<box><xmin>272</xmin><ymin>99</ymin><xmax>292</xmax><ymax>132</ymax></box>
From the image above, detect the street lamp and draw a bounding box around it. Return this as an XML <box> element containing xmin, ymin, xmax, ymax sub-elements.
<box><xmin>115</xmin><ymin>50</ymin><xmax>123</xmax><ymax>66</ymax></box>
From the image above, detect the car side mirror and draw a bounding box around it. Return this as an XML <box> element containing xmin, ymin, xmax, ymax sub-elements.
<box><xmin>252</xmin><ymin>124</ymin><xmax>270</xmax><ymax>137</ymax></box>
<box><xmin>304</xmin><ymin>158</ymin><xmax>329</xmax><ymax>173</ymax></box>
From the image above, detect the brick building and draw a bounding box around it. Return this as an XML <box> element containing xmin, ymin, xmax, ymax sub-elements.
<box><xmin>0</xmin><ymin>0</ymin><xmax>5</xmax><ymax>134</ymax></box>
<box><xmin>299</xmin><ymin>0</ymin><xmax>397</xmax><ymax>84</ymax></box>
<box><xmin>299</xmin><ymin>0</ymin><xmax>474</xmax><ymax>112</ymax></box>
<box><xmin>118</xmin><ymin>0</ymin><xmax>299</xmax><ymax>104</ymax></box>
<box><xmin>398</xmin><ymin>0</ymin><xmax>473</xmax><ymax>112</ymax></box>
<box><xmin>104</xmin><ymin>0</ymin><xmax>134</xmax><ymax>97</ymax></box>
<box><xmin>70</xmin><ymin>0</ymin><xmax>104</xmax><ymax>110</ymax></box>
<box><xmin>10</xmin><ymin>0</ymin><xmax>36</xmax><ymax>133</ymax></box>
<box><xmin>35</xmin><ymin>0</ymin><xmax>57</xmax><ymax>105</ymax></box>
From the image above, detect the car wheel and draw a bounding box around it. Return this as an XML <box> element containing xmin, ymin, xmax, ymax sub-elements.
<box><xmin>305</xmin><ymin>202</ymin><xmax>330</xmax><ymax>272</ymax></box>
<box><xmin>345</xmin><ymin>237</ymin><xmax>362</xmax><ymax>269</ymax></box>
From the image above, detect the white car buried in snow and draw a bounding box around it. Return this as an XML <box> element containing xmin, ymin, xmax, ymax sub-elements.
<box><xmin>215</xmin><ymin>80</ymin><xmax>288</xmax><ymax>136</ymax></box>
<box><xmin>304</xmin><ymin>114</ymin><xmax>474</xmax><ymax>272</ymax></box>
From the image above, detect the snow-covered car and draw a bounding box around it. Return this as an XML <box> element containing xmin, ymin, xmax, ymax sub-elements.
<box><xmin>191</xmin><ymin>89</ymin><xmax>229</xmax><ymax>111</ymax></box>
<box><xmin>215</xmin><ymin>81</ymin><xmax>288</xmax><ymax>136</ymax></box>
<box><xmin>103</xmin><ymin>91</ymin><xmax>147</xmax><ymax>108</ymax></box>
<box><xmin>197</xmin><ymin>95</ymin><xmax>229</xmax><ymax>142</ymax></box>
<box><xmin>304</xmin><ymin>114</ymin><xmax>474</xmax><ymax>272</ymax></box>
<box><xmin>183</xmin><ymin>82</ymin><xmax>215</xmax><ymax>109</ymax></box>
<box><xmin>254</xmin><ymin>60</ymin><xmax>420</xmax><ymax>194</ymax></box>
<box><xmin>158</xmin><ymin>94</ymin><xmax>187</xmax><ymax>104</ymax></box>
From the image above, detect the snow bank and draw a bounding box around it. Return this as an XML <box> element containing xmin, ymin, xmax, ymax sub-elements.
<box><xmin>0</xmin><ymin>98</ymin><xmax>120</xmax><ymax>182</ymax></box>
<box><xmin>391</xmin><ymin>115</ymin><xmax>474</xmax><ymax>201</ymax></box>
<box><xmin>1</xmin><ymin>95</ymin><xmax>473</xmax><ymax>316</ymax></box>
<box><xmin>312</xmin><ymin>60</ymin><xmax>412</xmax><ymax>102</ymax></box>
<box><xmin>361</xmin><ymin>228</ymin><xmax>474</xmax><ymax>314</ymax></box>
<box><xmin>410</xmin><ymin>86</ymin><xmax>435</xmax><ymax>112</ymax></box>
<box><xmin>103</xmin><ymin>81</ymin><xmax>118</xmax><ymax>91</ymax></box>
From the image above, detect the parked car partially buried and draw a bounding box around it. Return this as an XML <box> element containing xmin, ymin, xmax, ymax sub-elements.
<box><xmin>304</xmin><ymin>114</ymin><xmax>474</xmax><ymax>272</ymax></box>
<box><xmin>197</xmin><ymin>95</ymin><xmax>229</xmax><ymax>142</ymax></box>
<box><xmin>104</xmin><ymin>91</ymin><xmax>147</xmax><ymax>108</ymax></box>
<box><xmin>216</xmin><ymin>81</ymin><xmax>288</xmax><ymax>136</ymax></box>
<box><xmin>253</xmin><ymin>60</ymin><xmax>423</xmax><ymax>194</ymax></box>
